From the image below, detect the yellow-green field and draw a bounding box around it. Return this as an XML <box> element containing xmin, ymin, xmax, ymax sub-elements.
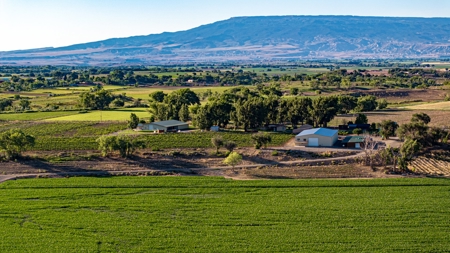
<box><xmin>45</xmin><ymin>108</ymin><xmax>150</xmax><ymax>121</ymax></box>
<box><xmin>404</xmin><ymin>101</ymin><xmax>450</xmax><ymax>110</ymax></box>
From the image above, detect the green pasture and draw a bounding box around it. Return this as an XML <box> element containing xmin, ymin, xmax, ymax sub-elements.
<box><xmin>0</xmin><ymin>177</ymin><xmax>449</xmax><ymax>252</ymax></box>
<box><xmin>0</xmin><ymin>111</ymin><xmax>80</xmax><ymax>121</ymax></box>
<box><xmin>45</xmin><ymin>108</ymin><xmax>151</xmax><ymax>122</ymax></box>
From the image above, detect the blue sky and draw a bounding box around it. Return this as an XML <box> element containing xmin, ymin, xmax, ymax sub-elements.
<box><xmin>1</xmin><ymin>0</ymin><xmax>450</xmax><ymax>51</ymax></box>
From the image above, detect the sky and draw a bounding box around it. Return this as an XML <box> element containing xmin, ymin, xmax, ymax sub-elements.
<box><xmin>1</xmin><ymin>0</ymin><xmax>450</xmax><ymax>51</ymax></box>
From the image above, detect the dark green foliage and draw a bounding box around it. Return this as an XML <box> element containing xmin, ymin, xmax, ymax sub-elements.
<box><xmin>309</xmin><ymin>96</ymin><xmax>338</xmax><ymax>127</ymax></box>
<box><xmin>337</xmin><ymin>95</ymin><xmax>358</xmax><ymax>114</ymax></box>
<box><xmin>379</xmin><ymin>120</ymin><xmax>398</xmax><ymax>139</ymax></box>
<box><xmin>0</xmin><ymin>128</ymin><xmax>35</xmax><ymax>159</ymax></box>
<box><xmin>251</xmin><ymin>132</ymin><xmax>272</xmax><ymax>149</ymax></box>
<box><xmin>0</xmin><ymin>98</ymin><xmax>13</xmax><ymax>111</ymax></box>
<box><xmin>96</xmin><ymin>135</ymin><xmax>145</xmax><ymax>158</ymax></box>
<box><xmin>352</xmin><ymin>128</ymin><xmax>363</xmax><ymax>135</ymax></box>
<box><xmin>290</xmin><ymin>87</ymin><xmax>299</xmax><ymax>95</ymax></box>
<box><xmin>223</xmin><ymin>140</ymin><xmax>237</xmax><ymax>152</ymax></box>
<box><xmin>128</xmin><ymin>113</ymin><xmax>139</xmax><ymax>129</ymax></box>
<box><xmin>211</xmin><ymin>136</ymin><xmax>224</xmax><ymax>154</ymax></box>
<box><xmin>355</xmin><ymin>113</ymin><xmax>368</xmax><ymax>124</ymax></box>
<box><xmin>355</xmin><ymin>95</ymin><xmax>378</xmax><ymax>112</ymax></box>
<box><xmin>79</xmin><ymin>89</ymin><xmax>114</xmax><ymax>110</ymax></box>
<box><xmin>148</xmin><ymin>91</ymin><xmax>167</xmax><ymax>102</ymax></box>
<box><xmin>411</xmin><ymin>112</ymin><xmax>431</xmax><ymax>125</ymax></box>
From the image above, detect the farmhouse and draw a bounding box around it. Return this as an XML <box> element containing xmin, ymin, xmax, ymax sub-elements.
<box><xmin>137</xmin><ymin>120</ymin><xmax>189</xmax><ymax>132</ymax></box>
<box><xmin>295</xmin><ymin>128</ymin><xmax>338</xmax><ymax>147</ymax></box>
<box><xmin>341</xmin><ymin>136</ymin><xmax>366</xmax><ymax>148</ymax></box>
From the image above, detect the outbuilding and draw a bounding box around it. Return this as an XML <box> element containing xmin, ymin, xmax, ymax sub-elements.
<box><xmin>137</xmin><ymin>120</ymin><xmax>189</xmax><ymax>132</ymax></box>
<box><xmin>342</xmin><ymin>136</ymin><xmax>366</xmax><ymax>149</ymax></box>
<box><xmin>293</xmin><ymin>124</ymin><xmax>313</xmax><ymax>135</ymax></box>
<box><xmin>295</xmin><ymin>128</ymin><xmax>338</xmax><ymax>147</ymax></box>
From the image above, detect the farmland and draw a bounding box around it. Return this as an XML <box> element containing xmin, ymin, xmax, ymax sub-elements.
<box><xmin>0</xmin><ymin>177</ymin><xmax>449</xmax><ymax>252</ymax></box>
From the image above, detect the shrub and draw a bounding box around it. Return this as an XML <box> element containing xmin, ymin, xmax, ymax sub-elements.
<box><xmin>223</xmin><ymin>152</ymin><xmax>242</xmax><ymax>168</ymax></box>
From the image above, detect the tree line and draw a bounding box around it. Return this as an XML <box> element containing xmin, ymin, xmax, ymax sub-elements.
<box><xmin>147</xmin><ymin>86</ymin><xmax>384</xmax><ymax>131</ymax></box>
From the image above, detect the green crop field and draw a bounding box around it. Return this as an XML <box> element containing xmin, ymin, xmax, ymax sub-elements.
<box><xmin>0</xmin><ymin>177</ymin><xmax>449</xmax><ymax>252</ymax></box>
<box><xmin>0</xmin><ymin>111</ymin><xmax>81</xmax><ymax>121</ymax></box>
<box><xmin>45</xmin><ymin>108</ymin><xmax>151</xmax><ymax>121</ymax></box>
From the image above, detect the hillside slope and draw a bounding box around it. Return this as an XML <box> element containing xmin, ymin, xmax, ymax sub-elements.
<box><xmin>2</xmin><ymin>16</ymin><xmax>450</xmax><ymax>65</ymax></box>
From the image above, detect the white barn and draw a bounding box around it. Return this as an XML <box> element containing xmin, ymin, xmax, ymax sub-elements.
<box><xmin>295</xmin><ymin>128</ymin><xmax>338</xmax><ymax>147</ymax></box>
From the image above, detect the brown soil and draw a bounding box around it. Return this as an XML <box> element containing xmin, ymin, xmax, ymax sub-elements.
<box><xmin>333</xmin><ymin>109</ymin><xmax>450</xmax><ymax>127</ymax></box>
<box><xmin>350</xmin><ymin>88</ymin><xmax>448</xmax><ymax>103</ymax></box>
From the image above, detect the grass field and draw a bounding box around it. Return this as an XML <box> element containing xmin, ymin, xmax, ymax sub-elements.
<box><xmin>45</xmin><ymin>108</ymin><xmax>151</xmax><ymax>121</ymax></box>
<box><xmin>0</xmin><ymin>111</ymin><xmax>81</xmax><ymax>121</ymax></box>
<box><xmin>403</xmin><ymin>101</ymin><xmax>450</xmax><ymax>110</ymax></box>
<box><xmin>0</xmin><ymin>177</ymin><xmax>449</xmax><ymax>252</ymax></box>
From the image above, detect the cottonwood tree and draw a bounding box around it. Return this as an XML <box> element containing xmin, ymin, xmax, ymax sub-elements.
<box><xmin>0</xmin><ymin>129</ymin><xmax>35</xmax><ymax>160</ymax></box>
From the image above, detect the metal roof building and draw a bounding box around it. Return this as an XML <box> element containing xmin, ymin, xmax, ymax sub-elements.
<box><xmin>295</xmin><ymin>128</ymin><xmax>338</xmax><ymax>147</ymax></box>
<box><xmin>137</xmin><ymin>120</ymin><xmax>189</xmax><ymax>132</ymax></box>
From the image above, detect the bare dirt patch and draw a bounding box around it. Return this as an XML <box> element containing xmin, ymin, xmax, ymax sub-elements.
<box><xmin>332</xmin><ymin>109</ymin><xmax>450</xmax><ymax>127</ymax></box>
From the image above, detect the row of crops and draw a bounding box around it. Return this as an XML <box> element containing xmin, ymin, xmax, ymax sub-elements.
<box><xmin>409</xmin><ymin>158</ymin><xmax>450</xmax><ymax>177</ymax></box>
<box><xmin>0</xmin><ymin>121</ymin><xmax>293</xmax><ymax>151</ymax></box>
<box><xmin>30</xmin><ymin>132</ymin><xmax>293</xmax><ymax>151</ymax></box>
<box><xmin>0</xmin><ymin>121</ymin><xmax>127</xmax><ymax>137</ymax></box>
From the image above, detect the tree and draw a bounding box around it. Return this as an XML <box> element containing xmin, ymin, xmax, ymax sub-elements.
<box><xmin>379</xmin><ymin>120</ymin><xmax>398</xmax><ymax>139</ymax></box>
<box><xmin>112</xmin><ymin>98</ymin><xmax>125</xmax><ymax>107</ymax></box>
<box><xmin>287</xmin><ymin>97</ymin><xmax>312</xmax><ymax>128</ymax></box>
<box><xmin>290</xmin><ymin>87</ymin><xmax>299</xmax><ymax>95</ymax></box>
<box><xmin>0</xmin><ymin>98</ymin><xmax>13</xmax><ymax>111</ymax></box>
<box><xmin>0</xmin><ymin>129</ymin><xmax>35</xmax><ymax>160</ymax></box>
<box><xmin>355</xmin><ymin>114</ymin><xmax>368</xmax><ymax>124</ymax></box>
<box><xmin>128</xmin><ymin>113</ymin><xmax>140</xmax><ymax>129</ymax></box>
<box><xmin>96</xmin><ymin>135</ymin><xmax>118</xmax><ymax>157</ymax></box>
<box><xmin>396</xmin><ymin>122</ymin><xmax>428</xmax><ymax>143</ymax></box>
<box><xmin>377</xmin><ymin>98</ymin><xmax>388</xmax><ymax>110</ymax></box>
<box><xmin>309</xmin><ymin>96</ymin><xmax>338</xmax><ymax>127</ymax></box>
<box><xmin>337</xmin><ymin>95</ymin><xmax>358</xmax><ymax>114</ymax></box>
<box><xmin>115</xmin><ymin>135</ymin><xmax>146</xmax><ymax>158</ymax></box>
<box><xmin>355</xmin><ymin>95</ymin><xmax>378</xmax><ymax>112</ymax></box>
<box><xmin>411</xmin><ymin>113</ymin><xmax>431</xmax><ymax>125</ymax></box>
<box><xmin>19</xmin><ymin>99</ymin><xmax>31</xmax><ymax>110</ymax></box>
<box><xmin>149</xmin><ymin>91</ymin><xmax>167</xmax><ymax>102</ymax></box>
<box><xmin>251</xmin><ymin>132</ymin><xmax>272</xmax><ymax>149</ymax></box>
<box><xmin>223</xmin><ymin>141</ymin><xmax>237</xmax><ymax>152</ymax></box>
<box><xmin>233</xmin><ymin>98</ymin><xmax>266</xmax><ymax>131</ymax></box>
<box><xmin>211</xmin><ymin>136</ymin><xmax>224</xmax><ymax>154</ymax></box>
<box><xmin>398</xmin><ymin>139</ymin><xmax>421</xmax><ymax>171</ymax></box>
<box><xmin>178</xmin><ymin>104</ymin><xmax>190</xmax><ymax>122</ymax></box>
<box><xmin>352</xmin><ymin>128</ymin><xmax>363</xmax><ymax>135</ymax></box>
<box><xmin>223</xmin><ymin>152</ymin><xmax>242</xmax><ymax>169</ymax></box>
<box><xmin>96</xmin><ymin>135</ymin><xmax>145</xmax><ymax>158</ymax></box>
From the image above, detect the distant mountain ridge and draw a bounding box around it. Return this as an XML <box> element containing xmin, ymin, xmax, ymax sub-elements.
<box><xmin>2</xmin><ymin>16</ymin><xmax>450</xmax><ymax>65</ymax></box>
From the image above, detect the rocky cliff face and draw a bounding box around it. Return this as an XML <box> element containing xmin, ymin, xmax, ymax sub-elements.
<box><xmin>2</xmin><ymin>16</ymin><xmax>450</xmax><ymax>65</ymax></box>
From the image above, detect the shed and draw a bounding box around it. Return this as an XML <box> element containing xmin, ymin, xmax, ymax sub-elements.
<box><xmin>342</xmin><ymin>136</ymin><xmax>366</xmax><ymax>149</ymax></box>
<box><xmin>295</xmin><ymin>128</ymin><xmax>338</xmax><ymax>147</ymax></box>
<box><xmin>137</xmin><ymin>120</ymin><xmax>189</xmax><ymax>132</ymax></box>
<box><xmin>292</xmin><ymin>124</ymin><xmax>313</xmax><ymax>134</ymax></box>
<box><xmin>267</xmin><ymin>124</ymin><xmax>287</xmax><ymax>132</ymax></box>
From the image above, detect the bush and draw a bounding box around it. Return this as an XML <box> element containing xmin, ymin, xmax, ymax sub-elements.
<box><xmin>223</xmin><ymin>152</ymin><xmax>242</xmax><ymax>168</ymax></box>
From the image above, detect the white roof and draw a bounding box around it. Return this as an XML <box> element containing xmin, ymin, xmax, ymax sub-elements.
<box><xmin>296</xmin><ymin>128</ymin><xmax>338</xmax><ymax>137</ymax></box>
